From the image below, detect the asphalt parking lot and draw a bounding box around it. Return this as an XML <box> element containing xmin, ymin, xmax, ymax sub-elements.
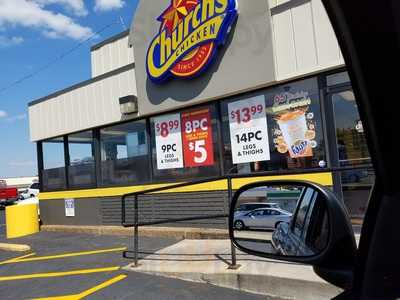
<box><xmin>0</xmin><ymin>211</ymin><xmax>267</xmax><ymax>300</ymax></box>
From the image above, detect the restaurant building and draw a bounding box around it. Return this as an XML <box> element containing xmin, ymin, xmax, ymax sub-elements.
<box><xmin>28</xmin><ymin>0</ymin><xmax>373</xmax><ymax>228</ymax></box>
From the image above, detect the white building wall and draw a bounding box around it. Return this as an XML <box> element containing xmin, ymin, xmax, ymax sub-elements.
<box><xmin>270</xmin><ymin>0</ymin><xmax>344</xmax><ymax>81</ymax></box>
<box><xmin>29</xmin><ymin>67</ymin><xmax>137</xmax><ymax>142</ymax></box>
<box><xmin>91</xmin><ymin>35</ymin><xmax>134</xmax><ymax>77</ymax></box>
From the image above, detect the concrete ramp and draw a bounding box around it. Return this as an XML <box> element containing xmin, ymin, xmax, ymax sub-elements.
<box><xmin>124</xmin><ymin>239</ymin><xmax>342</xmax><ymax>300</ymax></box>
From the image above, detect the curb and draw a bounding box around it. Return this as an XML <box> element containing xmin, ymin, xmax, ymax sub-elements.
<box><xmin>127</xmin><ymin>270</ymin><xmax>341</xmax><ymax>300</ymax></box>
<box><xmin>40</xmin><ymin>225</ymin><xmax>229</xmax><ymax>240</ymax></box>
<box><xmin>0</xmin><ymin>243</ymin><xmax>31</xmax><ymax>252</ymax></box>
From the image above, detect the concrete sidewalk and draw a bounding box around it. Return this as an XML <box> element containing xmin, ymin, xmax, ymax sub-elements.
<box><xmin>124</xmin><ymin>239</ymin><xmax>342</xmax><ymax>300</ymax></box>
<box><xmin>40</xmin><ymin>225</ymin><xmax>229</xmax><ymax>239</ymax></box>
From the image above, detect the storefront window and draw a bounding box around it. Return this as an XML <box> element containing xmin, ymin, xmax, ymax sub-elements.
<box><xmin>42</xmin><ymin>137</ymin><xmax>66</xmax><ymax>191</ymax></box>
<box><xmin>67</xmin><ymin>131</ymin><xmax>96</xmax><ymax>189</ymax></box>
<box><xmin>100</xmin><ymin>120</ymin><xmax>150</xmax><ymax>186</ymax></box>
<box><xmin>150</xmin><ymin>105</ymin><xmax>221</xmax><ymax>181</ymax></box>
<box><xmin>221</xmin><ymin>77</ymin><xmax>326</xmax><ymax>175</ymax></box>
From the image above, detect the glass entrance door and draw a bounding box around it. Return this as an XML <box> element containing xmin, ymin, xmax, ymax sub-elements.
<box><xmin>332</xmin><ymin>90</ymin><xmax>370</xmax><ymax>167</ymax></box>
<box><xmin>329</xmin><ymin>88</ymin><xmax>374</xmax><ymax>225</ymax></box>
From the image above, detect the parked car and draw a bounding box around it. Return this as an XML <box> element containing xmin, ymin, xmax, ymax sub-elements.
<box><xmin>0</xmin><ymin>180</ymin><xmax>18</xmax><ymax>209</ymax></box>
<box><xmin>18</xmin><ymin>182</ymin><xmax>40</xmax><ymax>200</ymax></box>
<box><xmin>234</xmin><ymin>208</ymin><xmax>292</xmax><ymax>230</ymax></box>
<box><xmin>234</xmin><ymin>202</ymin><xmax>280</xmax><ymax>217</ymax></box>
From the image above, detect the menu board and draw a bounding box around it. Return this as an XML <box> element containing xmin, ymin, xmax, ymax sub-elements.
<box><xmin>154</xmin><ymin>114</ymin><xmax>184</xmax><ymax>170</ymax></box>
<box><xmin>181</xmin><ymin>108</ymin><xmax>214</xmax><ymax>167</ymax></box>
<box><xmin>228</xmin><ymin>96</ymin><xmax>271</xmax><ymax>164</ymax></box>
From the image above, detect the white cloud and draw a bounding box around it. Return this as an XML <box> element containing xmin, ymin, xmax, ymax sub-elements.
<box><xmin>94</xmin><ymin>0</ymin><xmax>125</xmax><ymax>12</ymax></box>
<box><xmin>0</xmin><ymin>35</ymin><xmax>24</xmax><ymax>47</ymax></box>
<box><xmin>33</xmin><ymin>0</ymin><xmax>88</xmax><ymax>17</ymax></box>
<box><xmin>5</xmin><ymin>113</ymin><xmax>27</xmax><ymax>122</ymax></box>
<box><xmin>0</xmin><ymin>110</ymin><xmax>7</xmax><ymax>118</ymax></box>
<box><xmin>0</xmin><ymin>0</ymin><xmax>94</xmax><ymax>40</ymax></box>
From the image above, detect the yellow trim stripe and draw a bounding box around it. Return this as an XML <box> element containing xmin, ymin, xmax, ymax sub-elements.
<box><xmin>0</xmin><ymin>266</ymin><xmax>120</xmax><ymax>282</ymax></box>
<box><xmin>33</xmin><ymin>274</ymin><xmax>127</xmax><ymax>300</ymax></box>
<box><xmin>39</xmin><ymin>172</ymin><xmax>333</xmax><ymax>201</ymax></box>
<box><xmin>0</xmin><ymin>247</ymin><xmax>127</xmax><ymax>265</ymax></box>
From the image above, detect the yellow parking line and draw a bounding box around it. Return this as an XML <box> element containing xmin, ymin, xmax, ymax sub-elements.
<box><xmin>0</xmin><ymin>247</ymin><xmax>126</xmax><ymax>265</ymax></box>
<box><xmin>32</xmin><ymin>296</ymin><xmax>77</xmax><ymax>300</ymax></box>
<box><xmin>32</xmin><ymin>274</ymin><xmax>127</xmax><ymax>300</ymax></box>
<box><xmin>0</xmin><ymin>266</ymin><xmax>120</xmax><ymax>282</ymax></box>
<box><xmin>79</xmin><ymin>274</ymin><xmax>127</xmax><ymax>298</ymax></box>
<box><xmin>0</xmin><ymin>253</ymin><xmax>36</xmax><ymax>265</ymax></box>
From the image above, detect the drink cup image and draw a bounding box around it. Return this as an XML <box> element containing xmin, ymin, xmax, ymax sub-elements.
<box><xmin>276</xmin><ymin>110</ymin><xmax>313</xmax><ymax>158</ymax></box>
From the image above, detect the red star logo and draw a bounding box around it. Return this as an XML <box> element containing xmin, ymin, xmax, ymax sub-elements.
<box><xmin>158</xmin><ymin>0</ymin><xmax>199</xmax><ymax>34</ymax></box>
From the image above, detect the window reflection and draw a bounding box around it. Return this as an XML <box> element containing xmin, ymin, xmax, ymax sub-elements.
<box><xmin>42</xmin><ymin>137</ymin><xmax>66</xmax><ymax>191</ymax></box>
<box><xmin>100</xmin><ymin>120</ymin><xmax>150</xmax><ymax>186</ymax></box>
<box><xmin>68</xmin><ymin>131</ymin><xmax>95</xmax><ymax>189</ymax></box>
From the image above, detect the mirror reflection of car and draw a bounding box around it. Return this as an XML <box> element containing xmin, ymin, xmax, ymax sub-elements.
<box><xmin>271</xmin><ymin>187</ymin><xmax>329</xmax><ymax>257</ymax></box>
<box><xmin>234</xmin><ymin>202</ymin><xmax>281</xmax><ymax>217</ymax></box>
<box><xmin>234</xmin><ymin>207</ymin><xmax>292</xmax><ymax>230</ymax></box>
<box><xmin>229</xmin><ymin>180</ymin><xmax>356</xmax><ymax>289</ymax></box>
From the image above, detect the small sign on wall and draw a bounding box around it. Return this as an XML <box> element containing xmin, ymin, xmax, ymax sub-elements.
<box><xmin>65</xmin><ymin>198</ymin><xmax>75</xmax><ymax>217</ymax></box>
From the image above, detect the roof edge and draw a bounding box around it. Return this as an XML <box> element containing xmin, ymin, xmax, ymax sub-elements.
<box><xmin>90</xmin><ymin>30</ymin><xmax>130</xmax><ymax>52</ymax></box>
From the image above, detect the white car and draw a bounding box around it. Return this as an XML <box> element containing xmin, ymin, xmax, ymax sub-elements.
<box><xmin>19</xmin><ymin>182</ymin><xmax>40</xmax><ymax>199</ymax></box>
<box><xmin>234</xmin><ymin>208</ymin><xmax>292</xmax><ymax>230</ymax></box>
<box><xmin>234</xmin><ymin>202</ymin><xmax>281</xmax><ymax>217</ymax></box>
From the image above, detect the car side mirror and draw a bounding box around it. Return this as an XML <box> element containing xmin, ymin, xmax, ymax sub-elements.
<box><xmin>229</xmin><ymin>180</ymin><xmax>357</xmax><ymax>289</ymax></box>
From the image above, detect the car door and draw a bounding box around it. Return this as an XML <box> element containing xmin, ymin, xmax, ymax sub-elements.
<box><xmin>318</xmin><ymin>1</ymin><xmax>400</xmax><ymax>298</ymax></box>
<box><xmin>246</xmin><ymin>210</ymin><xmax>263</xmax><ymax>227</ymax></box>
<box><xmin>260</xmin><ymin>209</ymin><xmax>274</xmax><ymax>228</ymax></box>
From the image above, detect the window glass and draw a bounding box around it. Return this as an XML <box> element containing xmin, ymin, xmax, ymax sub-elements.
<box><xmin>332</xmin><ymin>90</ymin><xmax>371</xmax><ymax>167</ymax></box>
<box><xmin>293</xmin><ymin>188</ymin><xmax>316</xmax><ymax>238</ymax></box>
<box><xmin>222</xmin><ymin>77</ymin><xmax>326</xmax><ymax>174</ymax></box>
<box><xmin>100</xmin><ymin>120</ymin><xmax>150</xmax><ymax>186</ymax></box>
<box><xmin>30</xmin><ymin>183</ymin><xmax>40</xmax><ymax>190</ymax></box>
<box><xmin>251</xmin><ymin>210</ymin><xmax>263</xmax><ymax>216</ymax></box>
<box><xmin>331</xmin><ymin>89</ymin><xmax>374</xmax><ymax>226</ymax></box>
<box><xmin>327</xmin><ymin>71</ymin><xmax>350</xmax><ymax>87</ymax></box>
<box><xmin>42</xmin><ymin>138</ymin><xmax>66</xmax><ymax>191</ymax></box>
<box><xmin>150</xmin><ymin>105</ymin><xmax>221</xmax><ymax>182</ymax></box>
<box><xmin>68</xmin><ymin>131</ymin><xmax>96</xmax><ymax>189</ymax></box>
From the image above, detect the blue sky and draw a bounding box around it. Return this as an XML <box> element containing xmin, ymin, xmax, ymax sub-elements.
<box><xmin>0</xmin><ymin>0</ymin><xmax>138</xmax><ymax>178</ymax></box>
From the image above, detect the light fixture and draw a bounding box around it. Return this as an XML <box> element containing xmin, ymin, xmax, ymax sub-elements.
<box><xmin>119</xmin><ymin>95</ymin><xmax>138</xmax><ymax>115</ymax></box>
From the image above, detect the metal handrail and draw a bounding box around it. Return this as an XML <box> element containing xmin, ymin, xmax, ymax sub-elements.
<box><xmin>120</xmin><ymin>164</ymin><xmax>373</xmax><ymax>268</ymax></box>
<box><xmin>121</xmin><ymin>164</ymin><xmax>373</xmax><ymax>226</ymax></box>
